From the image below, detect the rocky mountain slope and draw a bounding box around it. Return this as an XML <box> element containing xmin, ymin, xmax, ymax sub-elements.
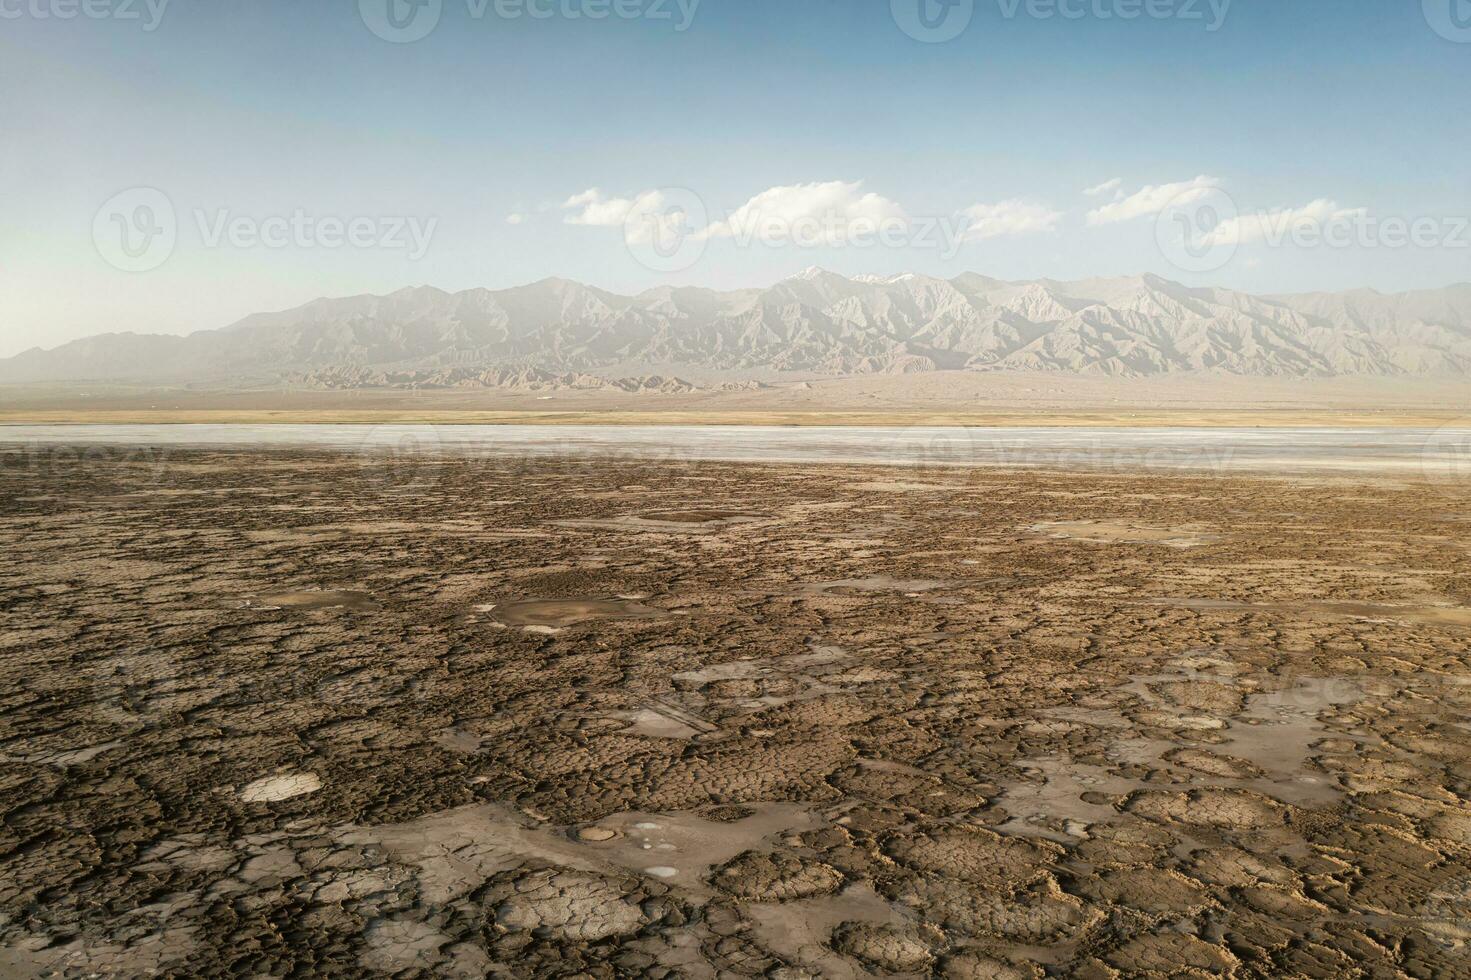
<box><xmin>5</xmin><ymin>270</ymin><xmax>1470</xmax><ymax>386</ymax></box>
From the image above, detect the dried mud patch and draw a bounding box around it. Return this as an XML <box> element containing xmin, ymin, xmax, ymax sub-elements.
<box><xmin>1123</xmin><ymin>788</ymin><xmax>1292</xmax><ymax>831</ymax></box>
<box><xmin>1029</xmin><ymin>519</ymin><xmax>1222</xmax><ymax>548</ymax></box>
<box><xmin>710</xmin><ymin>850</ymin><xmax>845</xmax><ymax>902</ymax></box>
<box><xmin>4</xmin><ymin>449</ymin><xmax>1469</xmax><ymax>976</ymax></box>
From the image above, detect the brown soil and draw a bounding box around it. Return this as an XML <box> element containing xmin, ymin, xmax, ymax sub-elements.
<box><xmin>1</xmin><ymin>446</ymin><xmax>1469</xmax><ymax>977</ymax></box>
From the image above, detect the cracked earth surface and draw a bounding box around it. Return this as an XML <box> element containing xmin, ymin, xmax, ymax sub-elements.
<box><xmin>1</xmin><ymin>447</ymin><xmax>1470</xmax><ymax>978</ymax></box>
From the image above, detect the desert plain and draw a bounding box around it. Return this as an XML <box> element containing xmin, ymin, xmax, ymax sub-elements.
<box><xmin>1</xmin><ymin>439</ymin><xmax>1470</xmax><ymax>978</ymax></box>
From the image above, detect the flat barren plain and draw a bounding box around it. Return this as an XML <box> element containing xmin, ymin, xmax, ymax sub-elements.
<box><xmin>2</xmin><ymin>446</ymin><xmax>1470</xmax><ymax>978</ymax></box>
<box><xmin>3</xmin><ymin>371</ymin><xmax>1469</xmax><ymax>428</ymax></box>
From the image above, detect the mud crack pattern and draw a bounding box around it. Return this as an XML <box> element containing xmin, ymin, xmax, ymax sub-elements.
<box><xmin>1</xmin><ymin>446</ymin><xmax>1469</xmax><ymax>977</ymax></box>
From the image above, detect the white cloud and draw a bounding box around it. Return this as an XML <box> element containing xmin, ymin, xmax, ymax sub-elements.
<box><xmin>1202</xmin><ymin>199</ymin><xmax>1367</xmax><ymax>246</ymax></box>
<box><xmin>560</xmin><ymin>178</ymin><xmax>1368</xmax><ymax>257</ymax></box>
<box><xmin>702</xmin><ymin>180</ymin><xmax>907</xmax><ymax>246</ymax></box>
<box><xmin>958</xmin><ymin>200</ymin><xmax>1063</xmax><ymax>241</ymax></box>
<box><xmin>562</xmin><ymin>187</ymin><xmax>662</xmax><ymax>228</ymax></box>
<box><xmin>505</xmin><ymin>213</ymin><xmax>526</xmax><ymax>226</ymax></box>
<box><xmin>561</xmin><ymin>187</ymin><xmax>694</xmax><ymax>244</ymax></box>
<box><xmin>1082</xmin><ymin>177</ymin><xmax>1123</xmax><ymax>198</ymax></box>
<box><xmin>1086</xmin><ymin>175</ymin><xmax>1222</xmax><ymax>225</ymax></box>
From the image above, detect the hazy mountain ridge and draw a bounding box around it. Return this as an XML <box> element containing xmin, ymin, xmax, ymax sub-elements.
<box><xmin>6</xmin><ymin>271</ymin><xmax>1471</xmax><ymax>386</ymax></box>
<box><xmin>291</xmin><ymin>364</ymin><xmax>767</xmax><ymax>394</ymax></box>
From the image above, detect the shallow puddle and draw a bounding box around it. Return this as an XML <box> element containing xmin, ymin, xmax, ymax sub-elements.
<box><xmin>490</xmin><ymin>598</ymin><xmax>664</xmax><ymax>628</ymax></box>
<box><xmin>570</xmin><ymin>804</ymin><xmax>818</xmax><ymax>892</ymax></box>
<box><xmin>1217</xmin><ymin>678</ymin><xmax>1366</xmax><ymax>806</ymax></box>
<box><xmin>245</xmin><ymin>590</ymin><xmax>379</xmax><ymax>612</ymax></box>
<box><xmin>996</xmin><ymin>757</ymin><xmax>1147</xmax><ymax>842</ymax></box>
<box><xmin>616</xmin><ymin>699</ymin><xmax>719</xmax><ymax>739</ymax></box>
<box><xmin>670</xmin><ymin>647</ymin><xmax>852</xmax><ymax>711</ymax></box>
<box><xmin>1113</xmin><ymin>669</ymin><xmax>1362</xmax><ymax>808</ymax></box>
<box><xmin>635</xmin><ymin>510</ymin><xmax>764</xmax><ymax>524</ymax></box>
<box><xmin>745</xmin><ymin>882</ymin><xmax>913</xmax><ymax>979</ymax></box>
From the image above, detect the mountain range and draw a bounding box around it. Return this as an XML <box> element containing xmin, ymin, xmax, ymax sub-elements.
<box><xmin>5</xmin><ymin>270</ymin><xmax>1471</xmax><ymax>388</ymax></box>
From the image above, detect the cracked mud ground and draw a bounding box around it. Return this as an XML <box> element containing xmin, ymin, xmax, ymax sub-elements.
<box><xmin>2</xmin><ymin>447</ymin><xmax>1470</xmax><ymax>978</ymax></box>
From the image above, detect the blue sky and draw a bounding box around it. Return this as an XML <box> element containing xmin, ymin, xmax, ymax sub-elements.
<box><xmin>2</xmin><ymin>0</ymin><xmax>1469</xmax><ymax>356</ymax></box>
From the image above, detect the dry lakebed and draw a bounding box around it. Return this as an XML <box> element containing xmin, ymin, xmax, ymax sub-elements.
<box><xmin>0</xmin><ymin>438</ymin><xmax>1469</xmax><ymax>977</ymax></box>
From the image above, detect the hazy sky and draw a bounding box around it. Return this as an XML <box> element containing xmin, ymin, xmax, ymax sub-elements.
<box><xmin>2</xmin><ymin>0</ymin><xmax>1469</xmax><ymax>357</ymax></box>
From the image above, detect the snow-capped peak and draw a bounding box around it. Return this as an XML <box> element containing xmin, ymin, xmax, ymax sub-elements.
<box><xmin>787</xmin><ymin>265</ymin><xmax>840</xmax><ymax>281</ymax></box>
<box><xmin>852</xmin><ymin>272</ymin><xmax>917</xmax><ymax>285</ymax></box>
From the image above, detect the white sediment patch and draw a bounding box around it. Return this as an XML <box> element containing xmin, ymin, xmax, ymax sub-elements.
<box><xmin>239</xmin><ymin>771</ymin><xmax>322</xmax><ymax>803</ymax></box>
